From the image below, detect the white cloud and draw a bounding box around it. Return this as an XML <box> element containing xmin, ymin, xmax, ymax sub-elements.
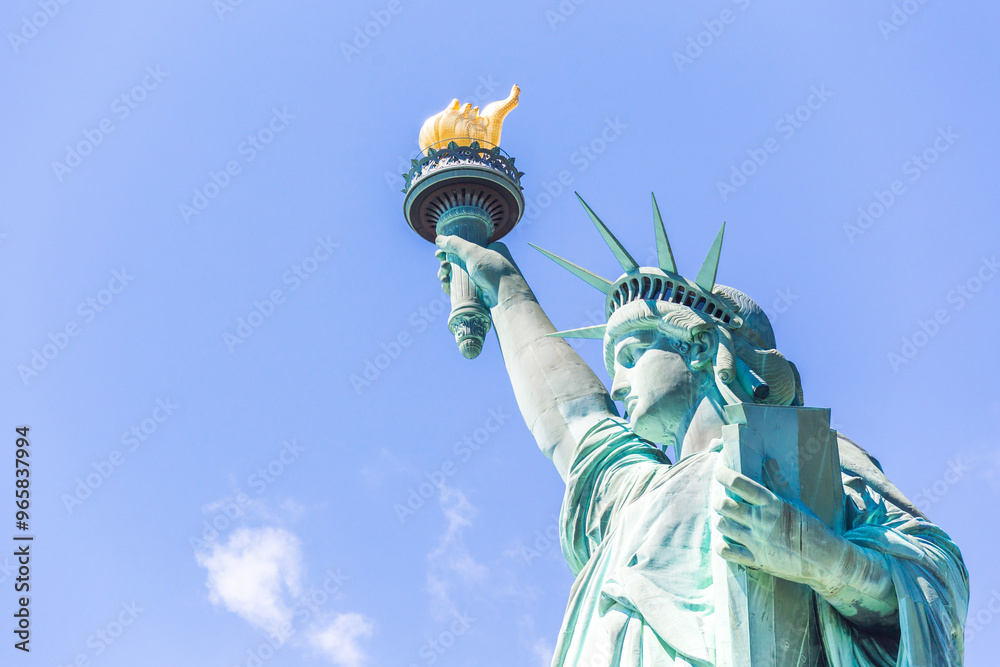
<box><xmin>196</xmin><ymin>526</ymin><xmax>303</xmax><ymax>636</ymax></box>
<box><xmin>426</xmin><ymin>485</ymin><xmax>489</xmax><ymax>618</ymax></box>
<box><xmin>532</xmin><ymin>637</ymin><xmax>555</xmax><ymax>666</ymax></box>
<box><xmin>308</xmin><ymin>613</ymin><xmax>375</xmax><ymax>667</ymax></box>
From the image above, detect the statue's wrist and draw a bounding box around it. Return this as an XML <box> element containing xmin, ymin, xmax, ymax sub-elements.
<box><xmin>800</xmin><ymin>532</ymin><xmax>854</xmax><ymax>598</ymax></box>
<box><xmin>494</xmin><ymin>271</ymin><xmax>535</xmax><ymax>311</ymax></box>
<box><xmin>810</xmin><ymin>540</ymin><xmax>879</xmax><ymax>600</ymax></box>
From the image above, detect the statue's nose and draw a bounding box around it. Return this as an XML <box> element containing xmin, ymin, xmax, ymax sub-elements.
<box><xmin>610</xmin><ymin>372</ymin><xmax>629</xmax><ymax>402</ymax></box>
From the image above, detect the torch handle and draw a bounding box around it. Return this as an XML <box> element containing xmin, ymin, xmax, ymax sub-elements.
<box><xmin>436</xmin><ymin>206</ymin><xmax>495</xmax><ymax>359</ymax></box>
<box><xmin>445</xmin><ymin>255</ymin><xmax>492</xmax><ymax>359</ymax></box>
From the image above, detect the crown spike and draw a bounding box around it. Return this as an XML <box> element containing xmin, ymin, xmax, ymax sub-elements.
<box><xmin>695</xmin><ymin>222</ymin><xmax>726</xmax><ymax>292</ymax></box>
<box><xmin>528</xmin><ymin>243</ymin><xmax>614</xmax><ymax>294</ymax></box>
<box><xmin>547</xmin><ymin>324</ymin><xmax>607</xmax><ymax>339</ymax></box>
<box><xmin>575</xmin><ymin>193</ymin><xmax>639</xmax><ymax>273</ymax></box>
<box><xmin>650</xmin><ymin>193</ymin><xmax>677</xmax><ymax>273</ymax></box>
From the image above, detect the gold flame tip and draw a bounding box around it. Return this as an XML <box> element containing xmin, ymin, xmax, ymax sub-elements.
<box><xmin>418</xmin><ymin>85</ymin><xmax>520</xmax><ymax>153</ymax></box>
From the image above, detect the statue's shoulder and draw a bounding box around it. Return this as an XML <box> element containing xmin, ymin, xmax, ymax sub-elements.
<box><xmin>835</xmin><ymin>432</ymin><xmax>926</xmax><ymax>520</ymax></box>
<box><xmin>835</xmin><ymin>432</ymin><xmax>884</xmax><ymax>474</ymax></box>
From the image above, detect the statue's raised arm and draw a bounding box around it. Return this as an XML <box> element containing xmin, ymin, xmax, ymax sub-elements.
<box><xmin>434</xmin><ymin>232</ymin><xmax>618</xmax><ymax>482</ymax></box>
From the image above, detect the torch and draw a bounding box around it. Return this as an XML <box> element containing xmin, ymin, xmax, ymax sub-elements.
<box><xmin>402</xmin><ymin>85</ymin><xmax>525</xmax><ymax>359</ymax></box>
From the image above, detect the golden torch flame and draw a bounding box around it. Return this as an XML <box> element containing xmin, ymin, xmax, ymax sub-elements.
<box><xmin>418</xmin><ymin>84</ymin><xmax>520</xmax><ymax>153</ymax></box>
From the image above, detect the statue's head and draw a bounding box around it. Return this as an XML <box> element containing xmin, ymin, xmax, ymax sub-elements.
<box><xmin>602</xmin><ymin>285</ymin><xmax>801</xmax><ymax>440</ymax></box>
<box><xmin>537</xmin><ymin>194</ymin><xmax>803</xmax><ymax>440</ymax></box>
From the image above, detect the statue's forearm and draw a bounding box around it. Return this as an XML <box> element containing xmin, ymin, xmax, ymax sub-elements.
<box><xmin>491</xmin><ymin>271</ymin><xmax>617</xmax><ymax>481</ymax></box>
<box><xmin>812</xmin><ymin>542</ymin><xmax>899</xmax><ymax>630</ymax></box>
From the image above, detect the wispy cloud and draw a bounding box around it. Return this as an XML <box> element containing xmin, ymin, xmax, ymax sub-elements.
<box><xmin>196</xmin><ymin>524</ymin><xmax>375</xmax><ymax>663</ymax></box>
<box><xmin>196</xmin><ymin>526</ymin><xmax>303</xmax><ymax>635</ymax></box>
<box><xmin>360</xmin><ymin>447</ymin><xmax>410</xmax><ymax>488</ymax></box>
<box><xmin>970</xmin><ymin>444</ymin><xmax>1000</xmax><ymax>490</ymax></box>
<box><xmin>426</xmin><ymin>485</ymin><xmax>489</xmax><ymax>618</ymax></box>
<box><xmin>308</xmin><ymin>613</ymin><xmax>375</xmax><ymax>667</ymax></box>
<box><xmin>532</xmin><ymin>637</ymin><xmax>555</xmax><ymax>666</ymax></box>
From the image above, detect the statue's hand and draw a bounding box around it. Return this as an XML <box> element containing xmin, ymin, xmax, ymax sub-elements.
<box><xmin>712</xmin><ymin>460</ymin><xmax>849</xmax><ymax>591</ymax></box>
<box><xmin>435</xmin><ymin>235</ymin><xmax>519</xmax><ymax>308</ymax></box>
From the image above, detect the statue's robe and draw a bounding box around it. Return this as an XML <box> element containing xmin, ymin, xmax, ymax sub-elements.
<box><xmin>551</xmin><ymin>418</ymin><xmax>969</xmax><ymax>666</ymax></box>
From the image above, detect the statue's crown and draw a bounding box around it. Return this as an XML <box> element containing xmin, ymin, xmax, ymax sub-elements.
<box><xmin>536</xmin><ymin>193</ymin><xmax>744</xmax><ymax>341</ymax></box>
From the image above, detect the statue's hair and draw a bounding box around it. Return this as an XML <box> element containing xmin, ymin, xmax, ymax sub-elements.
<box><xmin>604</xmin><ymin>300</ymin><xmax>714</xmax><ymax>375</ymax></box>
<box><xmin>713</xmin><ymin>285</ymin><xmax>775</xmax><ymax>349</ymax></box>
<box><xmin>603</xmin><ymin>285</ymin><xmax>802</xmax><ymax>407</ymax></box>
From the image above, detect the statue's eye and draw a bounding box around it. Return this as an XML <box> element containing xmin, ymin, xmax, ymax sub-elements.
<box><xmin>618</xmin><ymin>342</ymin><xmax>644</xmax><ymax>369</ymax></box>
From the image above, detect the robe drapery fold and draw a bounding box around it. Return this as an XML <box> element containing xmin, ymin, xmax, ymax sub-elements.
<box><xmin>551</xmin><ymin>418</ymin><xmax>968</xmax><ymax>666</ymax></box>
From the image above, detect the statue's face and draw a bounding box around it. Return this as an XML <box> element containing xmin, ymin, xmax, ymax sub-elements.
<box><xmin>610</xmin><ymin>329</ymin><xmax>704</xmax><ymax>442</ymax></box>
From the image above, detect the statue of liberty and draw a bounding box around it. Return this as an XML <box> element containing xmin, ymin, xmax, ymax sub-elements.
<box><xmin>407</xmin><ymin>88</ymin><xmax>968</xmax><ymax>666</ymax></box>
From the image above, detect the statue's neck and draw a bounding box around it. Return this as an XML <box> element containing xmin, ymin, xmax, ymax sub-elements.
<box><xmin>675</xmin><ymin>389</ymin><xmax>729</xmax><ymax>460</ymax></box>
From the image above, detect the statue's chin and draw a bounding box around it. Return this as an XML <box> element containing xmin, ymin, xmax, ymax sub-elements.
<box><xmin>632</xmin><ymin>413</ymin><xmax>675</xmax><ymax>445</ymax></box>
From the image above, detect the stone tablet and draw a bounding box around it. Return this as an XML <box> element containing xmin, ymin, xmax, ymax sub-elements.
<box><xmin>714</xmin><ymin>403</ymin><xmax>844</xmax><ymax>666</ymax></box>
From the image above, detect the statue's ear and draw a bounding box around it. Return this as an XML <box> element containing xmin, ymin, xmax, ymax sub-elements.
<box><xmin>689</xmin><ymin>328</ymin><xmax>718</xmax><ymax>370</ymax></box>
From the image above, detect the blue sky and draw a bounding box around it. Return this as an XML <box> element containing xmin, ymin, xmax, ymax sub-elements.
<box><xmin>3</xmin><ymin>1</ymin><xmax>999</xmax><ymax>665</ymax></box>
